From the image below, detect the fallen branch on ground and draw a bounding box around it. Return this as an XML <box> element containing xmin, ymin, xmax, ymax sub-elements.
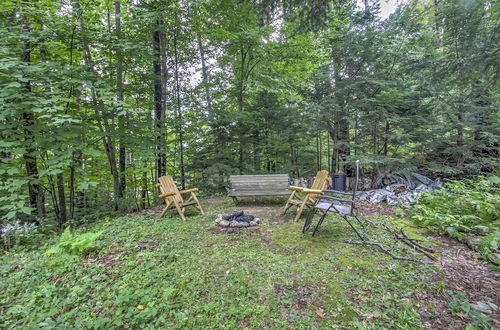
<box><xmin>344</xmin><ymin>239</ymin><xmax>433</xmax><ymax>264</ymax></box>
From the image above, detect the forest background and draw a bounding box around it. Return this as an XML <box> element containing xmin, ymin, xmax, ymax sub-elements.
<box><xmin>0</xmin><ymin>0</ymin><xmax>498</xmax><ymax>229</ymax></box>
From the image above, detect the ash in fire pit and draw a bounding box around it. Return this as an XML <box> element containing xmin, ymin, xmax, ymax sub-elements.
<box><xmin>215</xmin><ymin>211</ymin><xmax>260</xmax><ymax>229</ymax></box>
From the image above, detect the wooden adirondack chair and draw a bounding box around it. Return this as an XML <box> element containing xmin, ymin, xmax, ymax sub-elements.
<box><xmin>283</xmin><ymin>170</ymin><xmax>331</xmax><ymax>221</ymax></box>
<box><xmin>158</xmin><ymin>176</ymin><xmax>204</xmax><ymax>221</ymax></box>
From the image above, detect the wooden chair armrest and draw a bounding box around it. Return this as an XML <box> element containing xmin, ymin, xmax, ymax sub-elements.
<box><xmin>302</xmin><ymin>188</ymin><xmax>323</xmax><ymax>194</ymax></box>
<box><xmin>180</xmin><ymin>188</ymin><xmax>198</xmax><ymax>194</ymax></box>
<box><xmin>159</xmin><ymin>192</ymin><xmax>175</xmax><ymax>198</ymax></box>
<box><xmin>288</xmin><ymin>186</ymin><xmax>304</xmax><ymax>191</ymax></box>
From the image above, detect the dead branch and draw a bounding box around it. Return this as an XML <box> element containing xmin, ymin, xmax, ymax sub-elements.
<box><xmin>344</xmin><ymin>240</ymin><xmax>433</xmax><ymax>264</ymax></box>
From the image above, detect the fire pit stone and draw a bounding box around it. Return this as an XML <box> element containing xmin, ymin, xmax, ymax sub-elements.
<box><xmin>215</xmin><ymin>211</ymin><xmax>260</xmax><ymax>229</ymax></box>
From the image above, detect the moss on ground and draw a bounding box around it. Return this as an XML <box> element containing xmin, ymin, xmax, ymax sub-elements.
<box><xmin>0</xmin><ymin>198</ymin><xmax>473</xmax><ymax>328</ymax></box>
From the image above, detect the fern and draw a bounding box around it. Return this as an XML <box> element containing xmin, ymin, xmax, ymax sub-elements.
<box><xmin>45</xmin><ymin>227</ymin><xmax>103</xmax><ymax>257</ymax></box>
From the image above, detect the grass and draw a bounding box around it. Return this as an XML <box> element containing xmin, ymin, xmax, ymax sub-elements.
<box><xmin>1</xmin><ymin>198</ymin><xmax>452</xmax><ymax>328</ymax></box>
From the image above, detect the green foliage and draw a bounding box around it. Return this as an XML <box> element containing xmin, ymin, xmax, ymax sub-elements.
<box><xmin>45</xmin><ymin>227</ymin><xmax>103</xmax><ymax>257</ymax></box>
<box><xmin>448</xmin><ymin>291</ymin><xmax>491</xmax><ymax>328</ymax></box>
<box><xmin>478</xmin><ymin>231</ymin><xmax>500</xmax><ymax>264</ymax></box>
<box><xmin>411</xmin><ymin>175</ymin><xmax>499</xmax><ymax>261</ymax></box>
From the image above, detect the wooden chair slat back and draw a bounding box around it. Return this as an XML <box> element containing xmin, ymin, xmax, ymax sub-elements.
<box><xmin>310</xmin><ymin>170</ymin><xmax>330</xmax><ymax>190</ymax></box>
<box><xmin>159</xmin><ymin>176</ymin><xmax>183</xmax><ymax>202</ymax></box>
<box><xmin>308</xmin><ymin>170</ymin><xmax>330</xmax><ymax>201</ymax></box>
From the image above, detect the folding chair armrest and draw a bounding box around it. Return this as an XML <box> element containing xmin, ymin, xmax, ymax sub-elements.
<box><xmin>159</xmin><ymin>192</ymin><xmax>175</xmax><ymax>198</ymax></box>
<box><xmin>288</xmin><ymin>186</ymin><xmax>303</xmax><ymax>191</ymax></box>
<box><xmin>315</xmin><ymin>195</ymin><xmax>354</xmax><ymax>203</ymax></box>
<box><xmin>322</xmin><ymin>190</ymin><xmax>352</xmax><ymax>196</ymax></box>
<box><xmin>302</xmin><ymin>188</ymin><xmax>323</xmax><ymax>194</ymax></box>
<box><xmin>180</xmin><ymin>188</ymin><xmax>198</xmax><ymax>194</ymax></box>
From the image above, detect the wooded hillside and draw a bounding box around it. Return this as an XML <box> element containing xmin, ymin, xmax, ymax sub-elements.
<box><xmin>1</xmin><ymin>0</ymin><xmax>498</xmax><ymax>226</ymax></box>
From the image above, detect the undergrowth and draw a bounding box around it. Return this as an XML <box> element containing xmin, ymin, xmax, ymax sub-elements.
<box><xmin>410</xmin><ymin>174</ymin><xmax>499</xmax><ymax>264</ymax></box>
<box><xmin>1</xmin><ymin>199</ymin><xmax>494</xmax><ymax>328</ymax></box>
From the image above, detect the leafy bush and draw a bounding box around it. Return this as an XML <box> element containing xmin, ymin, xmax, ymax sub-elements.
<box><xmin>478</xmin><ymin>231</ymin><xmax>500</xmax><ymax>264</ymax></box>
<box><xmin>45</xmin><ymin>227</ymin><xmax>103</xmax><ymax>257</ymax></box>
<box><xmin>411</xmin><ymin>175</ymin><xmax>499</xmax><ymax>261</ymax></box>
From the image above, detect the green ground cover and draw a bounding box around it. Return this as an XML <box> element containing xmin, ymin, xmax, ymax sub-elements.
<box><xmin>0</xmin><ymin>199</ymin><xmax>492</xmax><ymax>328</ymax></box>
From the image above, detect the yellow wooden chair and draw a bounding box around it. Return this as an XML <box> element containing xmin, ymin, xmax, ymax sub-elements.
<box><xmin>283</xmin><ymin>170</ymin><xmax>331</xmax><ymax>221</ymax></box>
<box><xmin>158</xmin><ymin>176</ymin><xmax>204</xmax><ymax>220</ymax></box>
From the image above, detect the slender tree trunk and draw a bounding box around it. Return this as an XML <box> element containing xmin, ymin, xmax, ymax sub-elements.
<box><xmin>327</xmin><ymin>133</ymin><xmax>331</xmax><ymax>173</ymax></box>
<box><xmin>21</xmin><ymin>5</ymin><xmax>45</xmax><ymax>219</ymax></box>
<box><xmin>153</xmin><ymin>21</ymin><xmax>166</xmax><ymax>182</ymax></box>
<box><xmin>41</xmin><ymin>31</ymin><xmax>67</xmax><ymax>225</ymax></box>
<box><xmin>456</xmin><ymin>112</ymin><xmax>465</xmax><ymax>168</ymax></box>
<box><xmin>159</xmin><ymin>21</ymin><xmax>168</xmax><ymax>181</ymax></box>
<box><xmin>115</xmin><ymin>0</ymin><xmax>126</xmax><ymax>197</ymax></box>
<box><xmin>252</xmin><ymin>131</ymin><xmax>259</xmax><ymax>172</ymax></box>
<box><xmin>74</xmin><ymin>0</ymin><xmax>121</xmax><ymax>210</ymax></box>
<box><xmin>329</xmin><ymin>130</ymin><xmax>337</xmax><ymax>173</ymax></box>
<box><xmin>173</xmin><ymin>29</ymin><xmax>185</xmax><ymax>189</ymax></box>
<box><xmin>197</xmin><ymin>34</ymin><xmax>212</xmax><ymax>117</ymax></box>
<box><xmin>316</xmin><ymin>130</ymin><xmax>320</xmax><ymax>171</ymax></box>
<box><xmin>383</xmin><ymin>121</ymin><xmax>389</xmax><ymax>156</ymax></box>
<box><xmin>142</xmin><ymin>171</ymin><xmax>148</xmax><ymax>209</ymax></box>
<box><xmin>56</xmin><ymin>173</ymin><xmax>66</xmax><ymax>227</ymax></box>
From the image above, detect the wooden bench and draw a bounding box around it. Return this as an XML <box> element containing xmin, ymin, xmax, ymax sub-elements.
<box><xmin>228</xmin><ymin>174</ymin><xmax>290</xmax><ymax>203</ymax></box>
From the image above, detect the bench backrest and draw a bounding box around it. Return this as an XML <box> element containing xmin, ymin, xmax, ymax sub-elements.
<box><xmin>229</xmin><ymin>174</ymin><xmax>289</xmax><ymax>194</ymax></box>
<box><xmin>158</xmin><ymin>176</ymin><xmax>183</xmax><ymax>202</ymax></box>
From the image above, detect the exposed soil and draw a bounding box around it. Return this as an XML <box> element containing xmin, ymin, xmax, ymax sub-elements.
<box><xmin>432</xmin><ymin>235</ymin><xmax>500</xmax><ymax>327</ymax></box>
<box><xmin>355</xmin><ymin>199</ymin><xmax>396</xmax><ymax>217</ymax></box>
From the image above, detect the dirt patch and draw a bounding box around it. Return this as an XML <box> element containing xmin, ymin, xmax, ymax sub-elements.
<box><xmin>404</xmin><ymin>234</ymin><xmax>500</xmax><ymax>329</ymax></box>
<box><xmin>137</xmin><ymin>239</ymin><xmax>165</xmax><ymax>251</ymax></box>
<box><xmin>355</xmin><ymin>200</ymin><xmax>395</xmax><ymax>217</ymax></box>
<box><xmin>203</xmin><ymin>197</ymin><xmax>228</xmax><ymax>206</ymax></box>
<box><xmin>436</xmin><ymin>236</ymin><xmax>499</xmax><ymax>325</ymax></box>
<box><xmin>83</xmin><ymin>250</ymin><xmax>129</xmax><ymax>268</ymax></box>
<box><xmin>274</xmin><ymin>283</ymin><xmax>315</xmax><ymax>310</ymax></box>
<box><xmin>127</xmin><ymin>205</ymin><xmax>164</xmax><ymax>218</ymax></box>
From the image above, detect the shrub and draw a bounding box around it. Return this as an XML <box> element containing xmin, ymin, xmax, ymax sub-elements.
<box><xmin>410</xmin><ymin>175</ymin><xmax>499</xmax><ymax>261</ymax></box>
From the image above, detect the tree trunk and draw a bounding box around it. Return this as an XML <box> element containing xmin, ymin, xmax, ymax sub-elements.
<box><xmin>115</xmin><ymin>0</ymin><xmax>126</xmax><ymax>197</ymax></box>
<box><xmin>173</xmin><ymin>28</ymin><xmax>185</xmax><ymax>189</ymax></box>
<box><xmin>73</xmin><ymin>0</ymin><xmax>121</xmax><ymax>210</ymax></box>
<box><xmin>57</xmin><ymin>173</ymin><xmax>67</xmax><ymax>228</ymax></box>
<box><xmin>383</xmin><ymin>121</ymin><xmax>389</xmax><ymax>156</ymax></box>
<box><xmin>21</xmin><ymin>6</ymin><xmax>45</xmax><ymax>219</ymax></box>
<box><xmin>153</xmin><ymin>21</ymin><xmax>166</xmax><ymax>181</ymax></box>
<box><xmin>198</xmin><ymin>34</ymin><xmax>213</xmax><ymax>118</ymax></box>
<box><xmin>456</xmin><ymin>112</ymin><xmax>465</xmax><ymax>168</ymax></box>
<box><xmin>237</xmin><ymin>45</ymin><xmax>246</xmax><ymax>174</ymax></box>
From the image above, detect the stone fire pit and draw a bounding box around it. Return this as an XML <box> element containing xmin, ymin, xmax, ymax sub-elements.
<box><xmin>215</xmin><ymin>211</ymin><xmax>260</xmax><ymax>230</ymax></box>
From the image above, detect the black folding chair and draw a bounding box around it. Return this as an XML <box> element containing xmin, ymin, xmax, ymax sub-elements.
<box><xmin>302</xmin><ymin>160</ymin><xmax>366</xmax><ymax>240</ymax></box>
